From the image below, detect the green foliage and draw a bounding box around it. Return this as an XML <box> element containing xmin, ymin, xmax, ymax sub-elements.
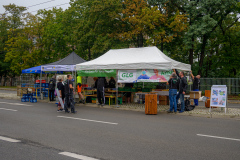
<box><xmin>0</xmin><ymin>1</ymin><xmax>239</xmax><ymax>78</ymax></box>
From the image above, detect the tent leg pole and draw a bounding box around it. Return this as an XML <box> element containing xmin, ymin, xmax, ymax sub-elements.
<box><xmin>116</xmin><ymin>70</ymin><xmax>119</xmax><ymax>108</ymax></box>
<box><xmin>40</xmin><ymin>72</ymin><xmax>42</xmax><ymax>100</ymax></box>
<box><xmin>75</xmin><ymin>70</ymin><xmax>77</xmax><ymax>98</ymax></box>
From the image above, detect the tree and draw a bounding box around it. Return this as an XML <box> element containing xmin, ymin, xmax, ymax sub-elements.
<box><xmin>112</xmin><ymin>0</ymin><xmax>188</xmax><ymax>48</ymax></box>
<box><xmin>69</xmin><ymin>0</ymin><xmax>128</xmax><ymax>60</ymax></box>
<box><xmin>164</xmin><ymin>0</ymin><xmax>239</xmax><ymax>75</ymax></box>
<box><xmin>0</xmin><ymin>13</ymin><xmax>10</xmax><ymax>84</ymax></box>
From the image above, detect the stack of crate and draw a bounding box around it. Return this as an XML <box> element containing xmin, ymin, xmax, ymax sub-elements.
<box><xmin>159</xmin><ymin>96</ymin><xmax>169</xmax><ymax>105</ymax></box>
<box><xmin>205</xmin><ymin>90</ymin><xmax>211</xmax><ymax>108</ymax></box>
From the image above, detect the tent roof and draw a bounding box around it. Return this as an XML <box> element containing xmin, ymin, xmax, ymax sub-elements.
<box><xmin>47</xmin><ymin>52</ymin><xmax>86</xmax><ymax>65</ymax></box>
<box><xmin>22</xmin><ymin>66</ymin><xmax>41</xmax><ymax>74</ymax></box>
<box><xmin>76</xmin><ymin>46</ymin><xmax>191</xmax><ymax>71</ymax></box>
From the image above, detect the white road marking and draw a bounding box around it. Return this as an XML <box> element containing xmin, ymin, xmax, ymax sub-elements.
<box><xmin>0</xmin><ymin>136</ymin><xmax>21</xmax><ymax>143</ymax></box>
<box><xmin>57</xmin><ymin>116</ymin><xmax>118</xmax><ymax>125</ymax></box>
<box><xmin>0</xmin><ymin>108</ymin><xmax>17</xmax><ymax>112</ymax></box>
<box><xmin>197</xmin><ymin>134</ymin><xmax>240</xmax><ymax>142</ymax></box>
<box><xmin>59</xmin><ymin>152</ymin><xmax>99</xmax><ymax>160</ymax></box>
<box><xmin>0</xmin><ymin>102</ymin><xmax>32</xmax><ymax>106</ymax></box>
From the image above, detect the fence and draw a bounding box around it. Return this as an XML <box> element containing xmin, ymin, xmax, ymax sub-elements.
<box><xmin>0</xmin><ymin>77</ymin><xmax>20</xmax><ymax>87</ymax></box>
<box><xmin>199</xmin><ymin>78</ymin><xmax>240</xmax><ymax>95</ymax></box>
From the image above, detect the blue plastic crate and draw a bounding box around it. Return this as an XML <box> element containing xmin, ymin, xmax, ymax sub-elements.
<box><xmin>45</xmin><ymin>83</ymin><xmax>49</xmax><ymax>88</ymax></box>
<box><xmin>44</xmin><ymin>94</ymin><xmax>48</xmax><ymax>97</ymax></box>
<box><xmin>21</xmin><ymin>98</ymin><xmax>26</xmax><ymax>102</ymax></box>
<box><xmin>22</xmin><ymin>94</ymin><xmax>27</xmax><ymax>98</ymax></box>
<box><xmin>21</xmin><ymin>84</ymin><xmax>26</xmax><ymax>87</ymax></box>
<box><xmin>25</xmin><ymin>98</ymin><xmax>29</xmax><ymax>102</ymax></box>
<box><xmin>33</xmin><ymin>93</ymin><xmax>36</xmax><ymax>96</ymax></box>
<box><xmin>30</xmin><ymin>98</ymin><xmax>37</xmax><ymax>103</ymax></box>
<box><xmin>41</xmin><ymin>83</ymin><xmax>46</xmax><ymax>87</ymax></box>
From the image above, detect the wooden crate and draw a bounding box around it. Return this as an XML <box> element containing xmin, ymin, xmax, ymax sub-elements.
<box><xmin>145</xmin><ymin>94</ymin><xmax>157</xmax><ymax>115</ymax></box>
<box><xmin>205</xmin><ymin>99</ymin><xmax>217</xmax><ymax>108</ymax></box>
<box><xmin>205</xmin><ymin>90</ymin><xmax>211</xmax><ymax>98</ymax></box>
<box><xmin>159</xmin><ymin>96</ymin><xmax>168</xmax><ymax>101</ymax></box>
<box><xmin>159</xmin><ymin>100</ymin><xmax>169</xmax><ymax>105</ymax></box>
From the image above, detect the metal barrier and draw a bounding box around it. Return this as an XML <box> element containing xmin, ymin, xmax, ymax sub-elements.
<box><xmin>199</xmin><ymin>78</ymin><xmax>240</xmax><ymax>95</ymax></box>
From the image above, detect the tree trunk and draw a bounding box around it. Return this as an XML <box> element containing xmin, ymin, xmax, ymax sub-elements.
<box><xmin>198</xmin><ymin>35</ymin><xmax>208</xmax><ymax>76</ymax></box>
<box><xmin>161</xmin><ymin>37</ymin><xmax>164</xmax><ymax>51</ymax></box>
<box><xmin>137</xmin><ymin>33</ymin><xmax>143</xmax><ymax>47</ymax></box>
<box><xmin>189</xmin><ymin>37</ymin><xmax>194</xmax><ymax>65</ymax></box>
<box><xmin>88</xmin><ymin>47</ymin><xmax>91</xmax><ymax>60</ymax></box>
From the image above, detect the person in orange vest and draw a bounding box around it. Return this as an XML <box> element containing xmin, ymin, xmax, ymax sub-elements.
<box><xmin>77</xmin><ymin>83</ymin><xmax>85</xmax><ymax>104</ymax></box>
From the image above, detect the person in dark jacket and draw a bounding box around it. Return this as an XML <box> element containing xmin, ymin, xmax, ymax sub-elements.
<box><xmin>190</xmin><ymin>70</ymin><xmax>201</xmax><ymax>106</ymax></box>
<box><xmin>64</xmin><ymin>74</ymin><xmax>76</xmax><ymax>113</ymax></box>
<box><xmin>49</xmin><ymin>76</ymin><xmax>56</xmax><ymax>101</ymax></box>
<box><xmin>167</xmin><ymin>72</ymin><xmax>180</xmax><ymax>113</ymax></box>
<box><xmin>97</xmin><ymin>77</ymin><xmax>107</xmax><ymax>106</ymax></box>
<box><xmin>108</xmin><ymin>77</ymin><xmax>116</xmax><ymax>88</ymax></box>
<box><xmin>174</xmin><ymin>69</ymin><xmax>188</xmax><ymax>113</ymax></box>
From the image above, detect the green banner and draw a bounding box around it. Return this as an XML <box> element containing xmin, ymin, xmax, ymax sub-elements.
<box><xmin>77</xmin><ymin>69</ymin><xmax>116</xmax><ymax>77</ymax></box>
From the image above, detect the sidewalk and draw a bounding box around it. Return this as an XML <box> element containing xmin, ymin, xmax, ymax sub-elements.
<box><xmin>0</xmin><ymin>89</ymin><xmax>239</xmax><ymax>119</ymax></box>
<box><xmin>0</xmin><ymin>87</ymin><xmax>17</xmax><ymax>91</ymax></box>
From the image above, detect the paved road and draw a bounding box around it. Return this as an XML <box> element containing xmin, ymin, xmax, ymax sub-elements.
<box><xmin>0</xmin><ymin>89</ymin><xmax>17</xmax><ymax>94</ymax></box>
<box><xmin>0</xmin><ymin>98</ymin><xmax>239</xmax><ymax>160</ymax></box>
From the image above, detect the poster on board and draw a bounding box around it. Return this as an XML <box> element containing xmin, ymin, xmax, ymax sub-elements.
<box><xmin>118</xmin><ymin>69</ymin><xmax>173</xmax><ymax>83</ymax></box>
<box><xmin>210</xmin><ymin>85</ymin><xmax>227</xmax><ymax>107</ymax></box>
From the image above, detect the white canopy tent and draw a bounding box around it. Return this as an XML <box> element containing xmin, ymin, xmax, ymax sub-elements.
<box><xmin>76</xmin><ymin>46</ymin><xmax>191</xmax><ymax>107</ymax></box>
<box><xmin>76</xmin><ymin>46</ymin><xmax>191</xmax><ymax>71</ymax></box>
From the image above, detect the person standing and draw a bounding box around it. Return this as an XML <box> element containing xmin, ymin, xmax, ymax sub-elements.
<box><xmin>167</xmin><ymin>72</ymin><xmax>179</xmax><ymax>113</ymax></box>
<box><xmin>64</xmin><ymin>74</ymin><xmax>77</xmax><ymax>113</ymax></box>
<box><xmin>108</xmin><ymin>77</ymin><xmax>116</xmax><ymax>88</ymax></box>
<box><xmin>124</xmin><ymin>83</ymin><xmax>134</xmax><ymax>103</ymax></box>
<box><xmin>190</xmin><ymin>71</ymin><xmax>201</xmax><ymax>106</ymax></box>
<box><xmin>57</xmin><ymin>77</ymin><xmax>65</xmax><ymax>112</ymax></box>
<box><xmin>174</xmin><ymin>69</ymin><xmax>188</xmax><ymax>113</ymax></box>
<box><xmin>49</xmin><ymin>76</ymin><xmax>56</xmax><ymax>101</ymax></box>
<box><xmin>97</xmin><ymin>77</ymin><xmax>107</xmax><ymax>106</ymax></box>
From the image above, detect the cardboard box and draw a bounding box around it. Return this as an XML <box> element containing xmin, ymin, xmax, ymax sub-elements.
<box><xmin>190</xmin><ymin>91</ymin><xmax>201</xmax><ymax>99</ymax></box>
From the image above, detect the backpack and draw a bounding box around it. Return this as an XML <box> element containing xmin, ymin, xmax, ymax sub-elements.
<box><xmin>177</xmin><ymin>103</ymin><xmax>181</xmax><ymax>111</ymax></box>
<box><xmin>49</xmin><ymin>79</ymin><xmax>55</xmax><ymax>90</ymax></box>
<box><xmin>185</xmin><ymin>105</ymin><xmax>195</xmax><ymax>111</ymax></box>
<box><xmin>184</xmin><ymin>99</ymin><xmax>195</xmax><ymax>111</ymax></box>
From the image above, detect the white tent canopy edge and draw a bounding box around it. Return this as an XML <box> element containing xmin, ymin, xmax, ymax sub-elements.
<box><xmin>76</xmin><ymin>46</ymin><xmax>191</xmax><ymax>71</ymax></box>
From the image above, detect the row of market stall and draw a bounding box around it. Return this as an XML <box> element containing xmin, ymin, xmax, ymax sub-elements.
<box><xmin>20</xmin><ymin>46</ymin><xmax>191</xmax><ymax>105</ymax></box>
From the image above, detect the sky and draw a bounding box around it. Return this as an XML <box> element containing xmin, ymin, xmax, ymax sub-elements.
<box><xmin>0</xmin><ymin>0</ymin><xmax>70</xmax><ymax>14</ymax></box>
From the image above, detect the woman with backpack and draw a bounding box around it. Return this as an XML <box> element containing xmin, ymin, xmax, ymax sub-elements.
<box><xmin>167</xmin><ymin>72</ymin><xmax>180</xmax><ymax>113</ymax></box>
